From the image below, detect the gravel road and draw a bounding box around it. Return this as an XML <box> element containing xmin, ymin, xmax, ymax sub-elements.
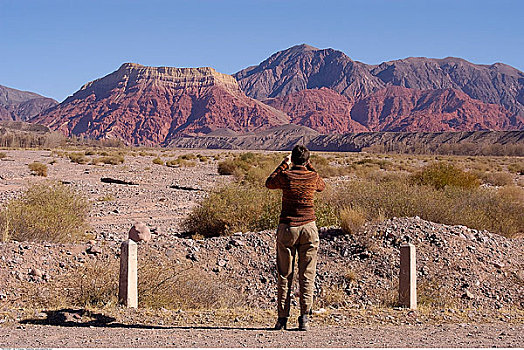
<box><xmin>1</xmin><ymin>323</ymin><xmax>523</xmax><ymax>347</ymax></box>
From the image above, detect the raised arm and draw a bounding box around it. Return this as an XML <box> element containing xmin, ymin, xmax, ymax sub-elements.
<box><xmin>306</xmin><ymin>162</ymin><xmax>325</xmax><ymax>192</ymax></box>
<box><xmin>265</xmin><ymin>155</ymin><xmax>291</xmax><ymax>189</ymax></box>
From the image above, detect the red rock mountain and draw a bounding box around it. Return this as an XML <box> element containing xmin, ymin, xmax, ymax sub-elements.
<box><xmin>32</xmin><ymin>63</ymin><xmax>288</xmax><ymax>145</ymax></box>
<box><xmin>0</xmin><ymin>85</ymin><xmax>57</xmax><ymax>121</ymax></box>
<box><xmin>29</xmin><ymin>45</ymin><xmax>524</xmax><ymax>145</ymax></box>
<box><xmin>234</xmin><ymin>44</ymin><xmax>524</xmax><ymax>123</ymax></box>
<box><xmin>350</xmin><ymin>86</ymin><xmax>521</xmax><ymax>132</ymax></box>
<box><xmin>264</xmin><ymin>88</ymin><xmax>368</xmax><ymax>133</ymax></box>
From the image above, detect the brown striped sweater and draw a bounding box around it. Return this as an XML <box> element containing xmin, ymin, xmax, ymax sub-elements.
<box><xmin>265</xmin><ymin>161</ymin><xmax>326</xmax><ymax>226</ymax></box>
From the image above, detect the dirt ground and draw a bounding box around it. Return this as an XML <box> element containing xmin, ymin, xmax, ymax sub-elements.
<box><xmin>1</xmin><ymin>322</ymin><xmax>523</xmax><ymax>347</ymax></box>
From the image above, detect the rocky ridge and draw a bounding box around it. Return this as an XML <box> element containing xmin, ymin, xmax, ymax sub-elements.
<box><xmin>0</xmin><ymin>85</ymin><xmax>57</xmax><ymax>121</ymax></box>
<box><xmin>234</xmin><ymin>44</ymin><xmax>524</xmax><ymax>119</ymax></box>
<box><xmin>168</xmin><ymin>127</ymin><xmax>524</xmax><ymax>152</ymax></box>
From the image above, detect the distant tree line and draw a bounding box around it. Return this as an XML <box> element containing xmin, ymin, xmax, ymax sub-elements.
<box><xmin>0</xmin><ymin>128</ymin><xmax>125</xmax><ymax>149</ymax></box>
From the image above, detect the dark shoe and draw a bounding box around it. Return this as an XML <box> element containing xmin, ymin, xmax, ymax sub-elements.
<box><xmin>274</xmin><ymin>317</ymin><xmax>288</xmax><ymax>330</ymax></box>
<box><xmin>298</xmin><ymin>315</ymin><xmax>309</xmax><ymax>331</ymax></box>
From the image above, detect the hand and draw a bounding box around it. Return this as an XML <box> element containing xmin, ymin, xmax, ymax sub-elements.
<box><xmin>284</xmin><ymin>153</ymin><xmax>292</xmax><ymax>166</ymax></box>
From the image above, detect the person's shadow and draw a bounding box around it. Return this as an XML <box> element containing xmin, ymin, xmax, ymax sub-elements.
<box><xmin>20</xmin><ymin>308</ymin><xmax>274</xmax><ymax>331</ymax></box>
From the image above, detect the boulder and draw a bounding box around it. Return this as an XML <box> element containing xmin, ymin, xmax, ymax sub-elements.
<box><xmin>128</xmin><ymin>222</ymin><xmax>151</xmax><ymax>243</ymax></box>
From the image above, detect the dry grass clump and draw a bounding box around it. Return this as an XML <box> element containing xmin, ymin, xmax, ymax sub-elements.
<box><xmin>166</xmin><ymin>157</ymin><xmax>196</xmax><ymax>168</ymax></box>
<box><xmin>507</xmin><ymin>162</ymin><xmax>524</xmax><ymax>175</ymax></box>
<box><xmin>24</xmin><ymin>251</ymin><xmax>245</xmax><ymax>311</ymax></box>
<box><xmin>138</xmin><ymin>254</ymin><xmax>245</xmax><ymax>310</ymax></box>
<box><xmin>28</xmin><ymin>161</ymin><xmax>48</xmax><ymax>176</ymax></box>
<box><xmin>410</xmin><ymin>162</ymin><xmax>480</xmax><ymax>189</ymax></box>
<box><xmin>183</xmin><ymin>183</ymin><xmax>281</xmax><ymax>237</ymax></box>
<box><xmin>20</xmin><ymin>257</ymin><xmax>119</xmax><ymax>309</ymax></box>
<box><xmin>328</xmin><ymin>178</ymin><xmax>524</xmax><ymax>237</ymax></box>
<box><xmin>91</xmin><ymin>155</ymin><xmax>125</xmax><ymax>165</ymax></box>
<box><xmin>217</xmin><ymin>159</ymin><xmax>242</xmax><ymax>176</ymax></box>
<box><xmin>339</xmin><ymin>206</ymin><xmax>367</xmax><ymax>235</ymax></box>
<box><xmin>0</xmin><ymin>151</ymin><xmax>7</xmax><ymax>159</ymax></box>
<box><xmin>68</xmin><ymin>152</ymin><xmax>88</xmax><ymax>164</ymax></box>
<box><xmin>0</xmin><ymin>182</ymin><xmax>91</xmax><ymax>242</ymax></box>
<box><xmin>217</xmin><ymin>152</ymin><xmax>281</xmax><ymax>183</ymax></box>
<box><xmin>152</xmin><ymin>157</ymin><xmax>164</xmax><ymax>165</ymax></box>
<box><xmin>475</xmin><ymin>171</ymin><xmax>514</xmax><ymax>186</ymax></box>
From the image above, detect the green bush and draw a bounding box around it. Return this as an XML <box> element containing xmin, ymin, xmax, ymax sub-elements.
<box><xmin>0</xmin><ymin>182</ymin><xmax>91</xmax><ymax>242</ymax></box>
<box><xmin>28</xmin><ymin>161</ymin><xmax>48</xmax><ymax>176</ymax></box>
<box><xmin>410</xmin><ymin>162</ymin><xmax>480</xmax><ymax>189</ymax></box>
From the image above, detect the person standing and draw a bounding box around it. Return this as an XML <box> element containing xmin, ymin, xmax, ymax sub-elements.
<box><xmin>265</xmin><ymin>145</ymin><xmax>326</xmax><ymax>331</ymax></box>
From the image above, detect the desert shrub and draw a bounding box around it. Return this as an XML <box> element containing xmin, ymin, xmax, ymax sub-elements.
<box><xmin>68</xmin><ymin>152</ymin><xmax>88</xmax><ymax>164</ymax></box>
<box><xmin>508</xmin><ymin>162</ymin><xmax>524</xmax><ymax>175</ymax></box>
<box><xmin>180</xmin><ymin>153</ymin><xmax>197</xmax><ymax>160</ymax></box>
<box><xmin>328</xmin><ymin>178</ymin><xmax>524</xmax><ymax>237</ymax></box>
<box><xmin>0</xmin><ymin>151</ymin><xmax>7</xmax><ymax>159</ymax></box>
<box><xmin>91</xmin><ymin>155</ymin><xmax>124</xmax><ymax>165</ymax></box>
<box><xmin>410</xmin><ymin>162</ymin><xmax>480</xmax><ymax>189</ymax></box>
<box><xmin>21</xmin><ymin>256</ymin><xmax>118</xmax><ymax>309</ymax></box>
<box><xmin>0</xmin><ymin>182</ymin><xmax>91</xmax><ymax>242</ymax></box>
<box><xmin>339</xmin><ymin>206</ymin><xmax>367</xmax><ymax>235</ymax></box>
<box><xmin>67</xmin><ymin>258</ymin><xmax>118</xmax><ymax>307</ymax></box>
<box><xmin>217</xmin><ymin>152</ymin><xmax>281</xmax><ymax>183</ymax></box>
<box><xmin>152</xmin><ymin>157</ymin><xmax>164</xmax><ymax>165</ymax></box>
<box><xmin>310</xmin><ymin>155</ymin><xmax>353</xmax><ymax>178</ymax></box>
<box><xmin>477</xmin><ymin>171</ymin><xmax>514</xmax><ymax>186</ymax></box>
<box><xmin>28</xmin><ymin>161</ymin><xmax>48</xmax><ymax>176</ymax></box>
<box><xmin>166</xmin><ymin>157</ymin><xmax>196</xmax><ymax>168</ymax></box>
<box><xmin>183</xmin><ymin>183</ymin><xmax>281</xmax><ymax>237</ymax></box>
<box><xmin>217</xmin><ymin>159</ymin><xmax>241</xmax><ymax>176</ymax></box>
<box><xmin>197</xmin><ymin>155</ymin><xmax>209</xmax><ymax>162</ymax></box>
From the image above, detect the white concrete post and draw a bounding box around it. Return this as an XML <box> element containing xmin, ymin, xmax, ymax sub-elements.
<box><xmin>119</xmin><ymin>239</ymin><xmax>138</xmax><ymax>308</ymax></box>
<box><xmin>399</xmin><ymin>243</ymin><xmax>417</xmax><ymax>309</ymax></box>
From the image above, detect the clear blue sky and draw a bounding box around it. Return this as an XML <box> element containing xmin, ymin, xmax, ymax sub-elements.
<box><xmin>1</xmin><ymin>0</ymin><xmax>523</xmax><ymax>102</ymax></box>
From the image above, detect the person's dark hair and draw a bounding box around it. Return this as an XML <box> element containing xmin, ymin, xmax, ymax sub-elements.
<box><xmin>291</xmin><ymin>145</ymin><xmax>310</xmax><ymax>165</ymax></box>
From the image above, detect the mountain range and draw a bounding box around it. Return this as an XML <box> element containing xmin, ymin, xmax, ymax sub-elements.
<box><xmin>6</xmin><ymin>44</ymin><xmax>524</xmax><ymax>145</ymax></box>
<box><xmin>0</xmin><ymin>85</ymin><xmax>57</xmax><ymax>122</ymax></box>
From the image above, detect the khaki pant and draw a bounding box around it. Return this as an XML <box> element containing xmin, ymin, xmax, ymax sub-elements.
<box><xmin>276</xmin><ymin>221</ymin><xmax>319</xmax><ymax>318</ymax></box>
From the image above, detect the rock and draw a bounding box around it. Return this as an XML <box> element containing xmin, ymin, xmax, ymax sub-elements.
<box><xmin>186</xmin><ymin>253</ymin><xmax>198</xmax><ymax>262</ymax></box>
<box><xmin>312</xmin><ymin>308</ymin><xmax>327</xmax><ymax>315</ymax></box>
<box><xmin>217</xmin><ymin>259</ymin><xmax>228</xmax><ymax>267</ymax></box>
<box><xmin>230</xmin><ymin>239</ymin><xmax>244</xmax><ymax>247</ymax></box>
<box><xmin>29</xmin><ymin>268</ymin><xmax>43</xmax><ymax>278</ymax></box>
<box><xmin>128</xmin><ymin>222</ymin><xmax>151</xmax><ymax>243</ymax></box>
<box><xmin>493</xmin><ymin>261</ymin><xmax>505</xmax><ymax>269</ymax></box>
<box><xmin>86</xmin><ymin>246</ymin><xmax>102</xmax><ymax>255</ymax></box>
<box><xmin>462</xmin><ymin>289</ymin><xmax>475</xmax><ymax>300</ymax></box>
